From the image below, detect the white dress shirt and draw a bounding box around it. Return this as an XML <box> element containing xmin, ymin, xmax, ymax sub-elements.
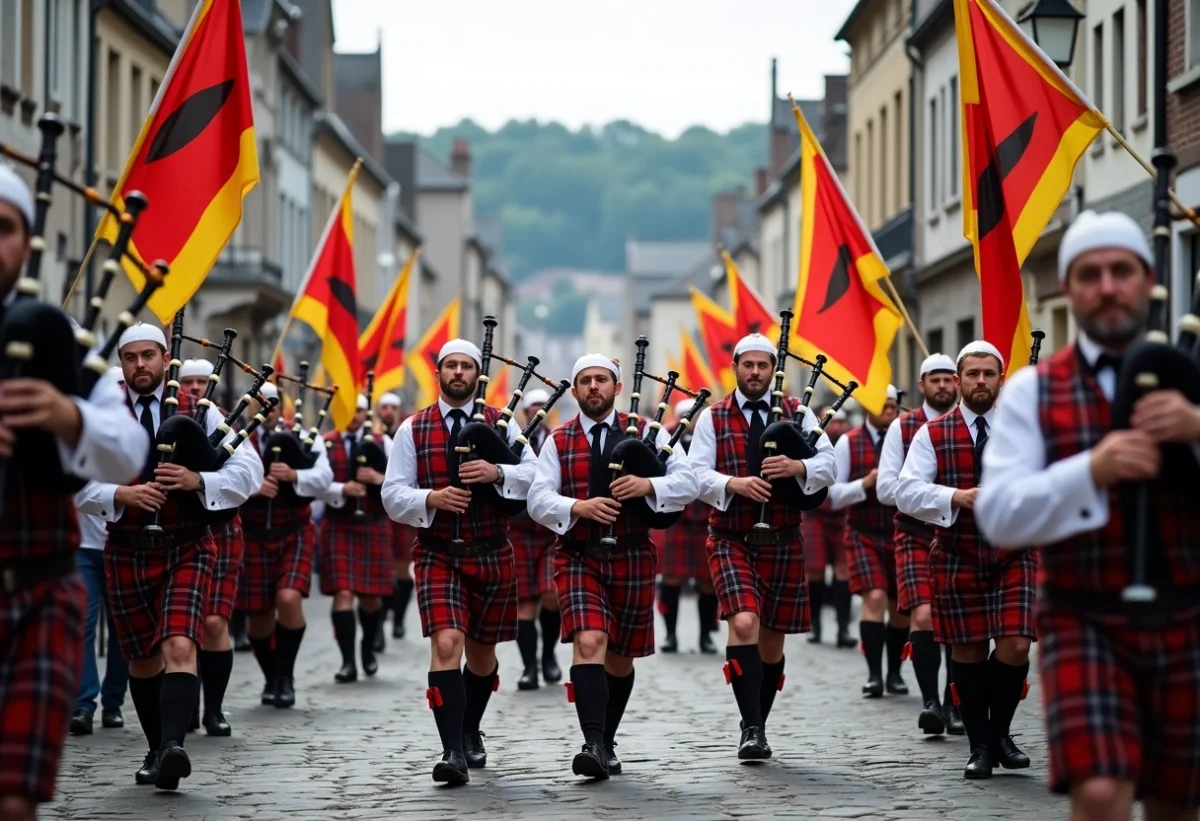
<box><xmin>381</xmin><ymin>398</ymin><xmax>536</xmax><ymax>526</ymax></box>
<box><xmin>876</xmin><ymin>402</ymin><xmax>955</xmax><ymax>506</ymax></box>
<box><xmin>895</xmin><ymin>405</ymin><xmax>995</xmax><ymax>528</ymax></box>
<box><xmin>975</xmin><ymin>334</ymin><xmax>1200</xmax><ymax>548</ymax></box>
<box><xmin>829</xmin><ymin>421</ymin><xmax>887</xmax><ymax>511</ymax></box>
<box><xmin>51</xmin><ymin>367</ymin><xmax>150</xmax><ymax>486</ymax></box>
<box><xmin>74</xmin><ymin>489</ymin><xmax>109</xmax><ymax>551</ymax></box>
<box><xmin>688</xmin><ymin>390</ymin><xmax>836</xmax><ymax>511</ymax></box>
<box><xmin>526</xmin><ymin>410</ymin><xmax>699</xmax><ymax>535</ymax></box>
<box><xmin>253</xmin><ymin>428</ymin><xmax>334</xmax><ymax>497</ymax></box>
<box><xmin>76</xmin><ymin>382</ymin><xmax>263</xmax><ymax>522</ymax></box>
<box><xmin>321</xmin><ymin>427</ymin><xmax>394</xmax><ymax>509</ymax></box>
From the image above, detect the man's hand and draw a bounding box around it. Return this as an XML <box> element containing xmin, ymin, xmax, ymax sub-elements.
<box><xmin>1089</xmin><ymin>429</ymin><xmax>1160</xmax><ymax>488</ymax></box>
<box><xmin>268</xmin><ymin>463</ymin><xmax>297</xmax><ymax>483</ymax></box>
<box><xmin>571</xmin><ymin>497</ymin><xmax>621</xmax><ymax>524</ymax></box>
<box><xmin>610</xmin><ymin>475</ymin><xmax>652</xmax><ymax>501</ymax></box>
<box><xmin>951</xmin><ymin>488</ymin><xmax>979</xmax><ymax>509</ymax></box>
<box><xmin>155</xmin><ymin>463</ymin><xmax>201</xmax><ymax>492</ymax></box>
<box><xmin>115</xmin><ymin>484</ymin><xmax>167</xmax><ymax>512</ymax></box>
<box><xmin>458</xmin><ymin>460</ymin><xmax>500</xmax><ymax>485</ymax></box>
<box><xmin>727</xmin><ymin>476</ymin><xmax>772</xmax><ymax>503</ymax></box>
<box><xmin>761</xmin><ymin>456</ymin><xmax>806</xmax><ymax>481</ymax></box>
<box><xmin>1131</xmin><ymin>390</ymin><xmax>1200</xmax><ymax>444</ymax></box>
<box><xmin>0</xmin><ymin>378</ymin><xmax>84</xmax><ymax>446</ymax></box>
<box><xmin>342</xmin><ymin>480</ymin><xmax>368</xmax><ymax>499</ymax></box>
<box><xmin>862</xmin><ymin>469</ymin><xmax>879</xmax><ymax>490</ymax></box>
<box><xmin>257</xmin><ymin>476</ymin><xmax>279</xmax><ymax>499</ymax></box>
<box><xmin>355</xmin><ymin>467</ymin><xmax>384</xmax><ymax>485</ymax></box>
<box><xmin>428</xmin><ymin>486</ymin><xmax>471</xmax><ymax>513</ymax></box>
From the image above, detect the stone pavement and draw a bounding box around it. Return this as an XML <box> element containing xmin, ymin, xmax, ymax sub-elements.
<box><xmin>49</xmin><ymin>592</ymin><xmax>1070</xmax><ymax>821</ymax></box>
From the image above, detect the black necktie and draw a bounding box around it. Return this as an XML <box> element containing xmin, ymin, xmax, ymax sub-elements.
<box><xmin>1094</xmin><ymin>352</ymin><xmax>1124</xmax><ymax>375</ymax></box>
<box><xmin>874</xmin><ymin>430</ymin><xmax>885</xmax><ymax>460</ymax></box>
<box><xmin>344</xmin><ymin>433</ymin><xmax>356</xmax><ymax>456</ymax></box>
<box><xmin>446</xmin><ymin>409</ymin><xmax>466</xmax><ymax>461</ymax></box>
<box><xmin>588</xmin><ymin>422</ymin><xmax>609</xmax><ymax>498</ymax></box>
<box><xmin>745</xmin><ymin>400</ymin><xmax>769</xmax><ymax>474</ymax></box>
<box><xmin>137</xmin><ymin>395</ymin><xmax>156</xmax><ymax>444</ymax></box>
<box><xmin>973</xmin><ymin>416</ymin><xmax>989</xmax><ymax>481</ymax></box>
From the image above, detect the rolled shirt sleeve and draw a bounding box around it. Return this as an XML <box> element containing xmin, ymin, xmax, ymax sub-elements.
<box><xmin>381</xmin><ymin>420</ymin><xmax>433</xmax><ymax>526</ymax></box>
<box><xmin>197</xmin><ymin>408</ymin><xmax>263</xmax><ymax>511</ymax></box>
<box><xmin>828</xmin><ymin>434</ymin><xmax>867</xmax><ymax>511</ymax></box>
<box><xmin>57</xmin><ymin>370</ymin><xmax>148</xmax><ymax>484</ymax></box>
<box><xmin>76</xmin><ymin>481</ymin><xmax>121</xmax><ymax>521</ymax></box>
<box><xmin>895</xmin><ymin>425</ymin><xmax>958</xmax><ymax>527</ymax></box>
<box><xmin>796</xmin><ymin>406</ymin><xmax>837</xmax><ymax>495</ymax></box>
<box><xmin>686</xmin><ymin>408</ymin><xmax>735</xmax><ymax>511</ymax></box>
<box><xmin>293</xmin><ymin>440</ymin><xmax>334</xmax><ymax>498</ymax></box>
<box><xmin>875</xmin><ymin>420</ymin><xmax>906</xmax><ymax>506</ymax></box>
<box><xmin>527</xmin><ymin>433</ymin><xmax>577</xmax><ymax>535</ymax></box>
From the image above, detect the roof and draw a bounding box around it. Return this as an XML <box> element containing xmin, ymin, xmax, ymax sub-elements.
<box><xmin>395</xmin><ymin>208</ymin><xmax>422</xmax><ymax>245</ymax></box>
<box><xmin>624</xmin><ymin>240</ymin><xmax>711</xmax><ymax>278</ymax></box>
<box><xmin>757</xmin><ymin>148</ymin><xmax>800</xmax><ymax>211</ymax></box>
<box><xmin>835</xmin><ymin>0</ymin><xmax>876</xmax><ymax>42</ymax></box>
<box><xmin>909</xmin><ymin>0</ymin><xmax>953</xmax><ymax>50</ymax></box>
<box><xmin>108</xmin><ymin>0</ymin><xmax>179</xmax><ymax>54</ymax></box>
<box><xmin>415</xmin><ymin>147</ymin><xmax>468</xmax><ymax>192</ymax></box>
<box><xmin>657</xmin><ymin>250</ymin><xmax>722</xmax><ymax>299</ymax></box>
<box><xmin>314</xmin><ymin>112</ymin><xmax>392</xmax><ymax>189</ymax></box>
<box><xmin>333</xmin><ymin>50</ymin><xmax>381</xmax><ymax>94</ymax></box>
<box><xmin>279</xmin><ymin>49</ymin><xmax>322</xmax><ymax>106</ymax></box>
<box><xmin>242</xmin><ymin>0</ymin><xmax>297</xmax><ymax>35</ymax></box>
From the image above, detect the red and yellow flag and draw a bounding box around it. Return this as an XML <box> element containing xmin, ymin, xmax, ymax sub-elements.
<box><xmin>407</xmin><ymin>296</ymin><xmax>461</xmax><ymax>409</ymax></box>
<box><xmin>358</xmin><ymin>250</ymin><xmax>417</xmax><ymax>397</ymax></box>
<box><xmin>678</xmin><ymin>326</ymin><xmax>718</xmax><ymax>396</ymax></box>
<box><xmin>955</xmin><ymin>0</ymin><xmax>1106</xmax><ymax>369</ymax></box>
<box><xmin>484</xmin><ymin>366</ymin><xmax>510</xmax><ymax>407</ymax></box>
<box><xmin>98</xmin><ymin>0</ymin><xmax>258</xmax><ymax>323</ymax></box>
<box><xmin>688</xmin><ymin>287</ymin><xmax>738</xmax><ymax>394</ymax></box>
<box><xmin>791</xmin><ymin>100</ymin><xmax>903</xmax><ymax>415</ymax></box>
<box><xmin>288</xmin><ymin>162</ymin><xmax>362</xmax><ymax>431</ymax></box>
<box><xmin>271</xmin><ymin>351</ymin><xmax>294</xmax><ymax>423</ymax></box>
<box><xmin>723</xmin><ymin>250</ymin><xmax>780</xmax><ymax>341</ymax></box>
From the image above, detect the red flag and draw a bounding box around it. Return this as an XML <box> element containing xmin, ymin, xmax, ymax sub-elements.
<box><xmin>688</xmin><ymin>287</ymin><xmax>738</xmax><ymax>394</ymax></box>
<box><xmin>408</xmin><ymin>297</ymin><xmax>461</xmax><ymax>409</ymax></box>
<box><xmin>358</xmin><ymin>250</ymin><xmax>416</xmax><ymax>396</ymax></box>
<box><xmin>723</xmin><ymin>249</ymin><xmax>780</xmax><ymax>341</ymax></box>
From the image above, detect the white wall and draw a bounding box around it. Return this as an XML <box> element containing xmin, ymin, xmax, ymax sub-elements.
<box><xmin>917</xmin><ymin>24</ymin><xmax>970</xmax><ymax>268</ymax></box>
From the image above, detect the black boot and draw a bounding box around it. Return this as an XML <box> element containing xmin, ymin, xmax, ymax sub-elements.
<box><xmin>198</xmin><ymin>649</ymin><xmax>233</xmax><ymax>736</ymax></box>
<box><xmin>945</xmin><ymin>647</ymin><xmax>965</xmax><ymax>735</ymax></box>
<box><xmin>910</xmin><ymin>631</ymin><xmax>944</xmax><ymax>734</ymax></box>
<box><xmin>516</xmin><ymin>619</ymin><xmax>539</xmax><ymax>691</ymax></box>
<box><xmin>156</xmin><ymin>672</ymin><xmax>199</xmax><ymax>790</ymax></box>
<box><xmin>952</xmin><ymin>659</ymin><xmax>993</xmax><ymax>779</ymax></box>
<box><xmin>987</xmin><ymin>652</ymin><xmax>1031</xmax><ymax>769</ymax></box>
<box><xmin>427</xmin><ymin>669</ymin><xmax>468</xmax><ymax>785</ymax></box>
<box><xmin>274</xmin><ymin>623</ymin><xmax>305</xmax><ymax>709</ymax></box>
<box><xmin>128</xmin><ymin>672</ymin><xmax>163</xmax><ymax>785</ymax></box>
<box><xmin>358</xmin><ymin>607</ymin><xmax>380</xmax><ymax>676</ymax></box>
<box><xmin>332</xmin><ymin>610</ymin><xmax>357</xmax><ymax>682</ymax></box>
<box><xmin>659</xmin><ymin>582</ymin><xmax>680</xmax><ymax>652</ymax></box>
<box><xmin>860</xmin><ymin>621</ymin><xmax>885</xmax><ymax>696</ymax></box>
<box><xmin>249</xmin><ymin>635</ymin><xmax>277</xmax><ymax>706</ymax></box>
<box><xmin>570</xmin><ymin>664</ymin><xmax>610</xmax><ymax>778</ymax></box>
<box><xmin>697</xmin><ymin>592</ymin><xmax>719</xmax><ymax>654</ymax></box>
<box><xmin>393</xmin><ymin>577</ymin><xmax>414</xmax><ymax>639</ymax></box>
<box><xmin>461</xmin><ymin>663</ymin><xmax>498</xmax><ymax>768</ymax></box>
<box><xmin>833</xmin><ymin>579</ymin><xmax>857</xmax><ymax>648</ymax></box>
<box><xmin>539</xmin><ymin>607</ymin><xmax>562</xmax><ymax>683</ymax></box>
<box><xmin>604</xmin><ymin>670</ymin><xmax>634</xmax><ymax>775</ymax></box>
<box><xmin>885</xmin><ymin>624</ymin><xmax>910</xmax><ymax>695</ymax></box>
<box><xmin>807</xmin><ymin>579</ymin><xmax>826</xmax><ymax>643</ymax></box>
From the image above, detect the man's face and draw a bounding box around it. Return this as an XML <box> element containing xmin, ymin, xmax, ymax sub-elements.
<box><xmin>120</xmin><ymin>342</ymin><xmax>166</xmax><ymax>395</ymax></box>
<box><xmin>572</xmin><ymin>368</ymin><xmax>618</xmax><ymax>420</ymax></box>
<box><xmin>955</xmin><ymin>354</ymin><xmax>1004</xmax><ymax>415</ymax></box>
<box><xmin>868</xmin><ymin>398</ymin><xmax>899</xmax><ymax>429</ymax></box>
<box><xmin>919</xmin><ymin>370</ymin><xmax>958</xmax><ymax>413</ymax></box>
<box><xmin>264</xmin><ymin>405</ymin><xmax>280</xmax><ymax>429</ymax></box>
<box><xmin>347</xmin><ymin>407</ymin><xmax>367</xmax><ymax>433</ymax></box>
<box><xmin>733</xmin><ymin>352</ymin><xmax>774</xmax><ymax>400</ymax></box>
<box><xmin>377</xmin><ymin>404</ymin><xmax>399</xmax><ymax>429</ymax></box>
<box><xmin>0</xmin><ymin>201</ymin><xmax>29</xmax><ymax>298</ymax></box>
<box><xmin>180</xmin><ymin>375</ymin><xmax>209</xmax><ymax>397</ymax></box>
<box><xmin>438</xmin><ymin>355</ymin><xmax>478</xmax><ymax>402</ymax></box>
<box><xmin>1066</xmin><ymin>248</ymin><xmax>1154</xmax><ymax>348</ymax></box>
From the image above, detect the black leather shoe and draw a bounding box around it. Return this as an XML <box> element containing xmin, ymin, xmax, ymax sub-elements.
<box><xmin>101</xmin><ymin>707</ymin><xmax>124</xmax><ymax>729</ymax></box>
<box><xmin>699</xmin><ymin>633</ymin><xmax>717</xmax><ymax>654</ymax></box>
<box><xmin>134</xmin><ymin>751</ymin><xmax>159</xmax><ymax>785</ymax></box>
<box><xmin>274</xmin><ymin>676</ymin><xmax>295</xmax><ymax>709</ymax></box>
<box><xmin>392</xmin><ymin>621</ymin><xmax>405</xmax><ymax>639</ymax></box>
<box><xmin>572</xmin><ymin>742</ymin><xmax>610</xmax><ymax>779</ymax></box>
<box><xmin>862</xmin><ymin>675</ymin><xmax>883</xmax><ymax>697</ymax></box>
<box><xmin>372</xmin><ymin>628</ymin><xmax>385</xmax><ymax>654</ymax></box>
<box><xmin>69</xmin><ymin>709</ymin><xmax>93</xmax><ymax>736</ymax></box>
<box><xmin>202</xmin><ymin>711</ymin><xmax>231</xmax><ymax>737</ymax></box>
<box><xmin>154</xmin><ymin>745</ymin><xmax>191</xmax><ymax>790</ymax></box>
<box><xmin>432</xmin><ymin>750</ymin><xmax>470</xmax><ymax>785</ymax></box>
<box><xmin>261</xmin><ymin>680</ymin><xmax>277</xmax><ymax>706</ymax></box>
<box><xmin>946</xmin><ymin>701</ymin><xmax>966</xmax><ymax>735</ymax></box>
<box><xmin>462</xmin><ymin>731</ymin><xmax>487</xmax><ymax>768</ymax></box>
<box><xmin>886</xmin><ymin>671</ymin><xmax>909</xmax><ymax>695</ymax></box>
<box><xmin>605</xmin><ymin>742</ymin><xmax>622</xmax><ymax>774</ymax></box>
<box><xmin>335</xmin><ymin>664</ymin><xmax>357</xmax><ymax>683</ymax></box>
<box><xmin>660</xmin><ymin>634</ymin><xmax>678</xmax><ymax>653</ymax></box>
<box><xmin>542</xmin><ymin>657</ymin><xmax>562</xmax><ymax>684</ymax></box>
<box><xmin>918</xmin><ymin>701</ymin><xmax>946</xmax><ymax>735</ymax></box>
<box><xmin>517</xmin><ymin>667</ymin><xmax>539</xmax><ymax>690</ymax></box>
<box><xmin>837</xmin><ymin>629</ymin><xmax>859</xmax><ymax>649</ymax></box>
<box><xmin>737</xmin><ymin>725</ymin><xmax>771</xmax><ymax>760</ymax></box>
<box><xmin>807</xmin><ymin>628</ymin><xmax>822</xmax><ymax>644</ymax></box>
<box><xmin>991</xmin><ymin>735</ymin><xmax>1031</xmax><ymax>769</ymax></box>
<box><xmin>964</xmin><ymin>746</ymin><xmax>994</xmax><ymax>779</ymax></box>
<box><xmin>234</xmin><ymin>635</ymin><xmax>252</xmax><ymax>653</ymax></box>
<box><xmin>361</xmin><ymin>644</ymin><xmax>378</xmax><ymax>677</ymax></box>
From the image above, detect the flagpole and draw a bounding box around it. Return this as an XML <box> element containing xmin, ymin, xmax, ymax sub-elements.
<box><xmin>879</xmin><ymin>274</ymin><xmax>930</xmax><ymax>359</ymax></box>
<box><xmin>1102</xmin><ymin>123</ymin><xmax>1200</xmax><ymax>229</ymax></box>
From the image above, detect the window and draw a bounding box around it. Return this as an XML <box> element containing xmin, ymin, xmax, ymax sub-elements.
<box><xmin>948</xmin><ymin>77</ymin><xmax>959</xmax><ymax>200</ymax></box>
<box><xmin>956</xmin><ymin>317</ymin><xmax>976</xmax><ymax>350</ymax></box>
<box><xmin>130</xmin><ymin>65</ymin><xmax>143</xmax><ymax>154</ymax></box>
<box><xmin>1093</xmin><ymin>23</ymin><xmax>1104</xmax><ymax>112</ymax></box>
<box><xmin>105</xmin><ymin>50</ymin><xmax>121</xmax><ymax>170</ymax></box>
<box><xmin>939</xmin><ymin>86</ymin><xmax>948</xmax><ymax>202</ymax></box>
<box><xmin>1113</xmin><ymin>10</ymin><xmax>1126</xmax><ymax>132</ymax></box>
<box><xmin>150</xmin><ymin>77</ymin><xmax>161</xmax><ymax>106</ymax></box>
<box><xmin>880</xmin><ymin>105</ymin><xmax>889</xmax><ymax>220</ymax></box>
<box><xmin>928</xmin><ymin>327</ymin><xmax>944</xmax><ymax>358</ymax></box>
<box><xmin>928</xmin><ymin>96</ymin><xmax>939</xmax><ymax>212</ymax></box>
<box><xmin>1137</xmin><ymin>0</ymin><xmax>1147</xmax><ymax>117</ymax></box>
<box><xmin>1</xmin><ymin>1</ymin><xmax>19</xmax><ymax>87</ymax></box>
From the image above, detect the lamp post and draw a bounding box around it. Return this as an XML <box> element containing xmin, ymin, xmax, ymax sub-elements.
<box><xmin>1016</xmin><ymin>0</ymin><xmax>1084</xmax><ymax>69</ymax></box>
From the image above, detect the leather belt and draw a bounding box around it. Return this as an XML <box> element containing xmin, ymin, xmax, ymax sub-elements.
<box><xmin>561</xmin><ymin>534</ymin><xmax>645</xmax><ymax>561</ymax></box>
<box><xmin>710</xmin><ymin>526</ymin><xmax>802</xmax><ymax>547</ymax></box>
<box><xmin>418</xmin><ymin>535</ymin><xmax>507</xmax><ymax>558</ymax></box>
<box><xmin>1</xmin><ymin>554</ymin><xmax>78</xmax><ymax>594</ymax></box>
<box><xmin>111</xmin><ymin>525</ymin><xmax>211</xmax><ymax>551</ymax></box>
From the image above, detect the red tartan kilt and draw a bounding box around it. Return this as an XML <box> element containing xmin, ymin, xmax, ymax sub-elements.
<box><xmin>554</xmin><ymin>539</ymin><xmax>657</xmax><ymax>658</ymax></box>
<box><xmin>846</xmin><ymin>527</ymin><xmax>896</xmax><ymax>597</ymax></box>
<box><xmin>105</xmin><ymin>535</ymin><xmax>215</xmax><ymax>661</ymax></box>
<box><xmin>706</xmin><ymin>535</ymin><xmax>809</xmax><ymax>634</ymax></box>
<box><xmin>0</xmin><ymin>573</ymin><xmax>87</xmax><ymax>803</ymax></box>
<box><xmin>512</xmin><ymin>535</ymin><xmax>555</xmax><ymax>601</ymax></box>
<box><xmin>1038</xmin><ymin>604</ymin><xmax>1200</xmax><ymax>808</ymax></box>
<box><xmin>238</xmin><ymin>523</ymin><xmax>316</xmax><ymax>612</ymax></box>
<box><xmin>318</xmin><ymin>515</ymin><xmax>393</xmax><ymax>597</ymax></box>
<box><xmin>802</xmin><ymin>512</ymin><xmax>846</xmax><ymax>575</ymax></box>
<box><xmin>206</xmin><ymin>518</ymin><xmax>244</xmax><ymax>622</ymax></box>
<box><xmin>411</xmin><ymin>542</ymin><xmax>517</xmax><ymax>645</ymax></box>
<box><xmin>894</xmin><ymin>525</ymin><xmax>933</xmax><ymax>613</ymax></box>
<box><xmin>656</xmin><ymin>518</ymin><xmax>710</xmax><ymax>580</ymax></box>
<box><xmin>391</xmin><ymin>520</ymin><xmax>417</xmax><ymax>562</ymax></box>
<box><xmin>928</xmin><ymin>541</ymin><xmax>1037</xmax><ymax>645</ymax></box>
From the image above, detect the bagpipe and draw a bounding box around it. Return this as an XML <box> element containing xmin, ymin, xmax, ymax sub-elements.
<box><xmin>0</xmin><ymin>113</ymin><xmax>171</xmax><ymax>520</ymax></box>
<box><xmin>352</xmin><ymin>370</ymin><xmax>389</xmax><ymax>516</ymax></box>
<box><xmin>602</xmin><ymin>335</ymin><xmax>712</xmax><ymax>545</ymax></box>
<box><xmin>1110</xmin><ymin>274</ymin><xmax>1200</xmax><ymax>603</ymax></box>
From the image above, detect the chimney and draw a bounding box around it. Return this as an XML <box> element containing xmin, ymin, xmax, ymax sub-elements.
<box><xmin>451</xmin><ymin>138</ymin><xmax>471</xmax><ymax>179</ymax></box>
<box><xmin>711</xmin><ymin>190</ymin><xmax>741</xmax><ymax>246</ymax></box>
<box><xmin>755</xmin><ymin>167</ymin><xmax>768</xmax><ymax>197</ymax></box>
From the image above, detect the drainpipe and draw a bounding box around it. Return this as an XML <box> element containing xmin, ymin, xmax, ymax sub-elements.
<box><xmin>905</xmin><ymin>3</ymin><xmax>923</xmax><ymax>393</ymax></box>
<box><xmin>83</xmin><ymin>0</ymin><xmax>105</xmax><ymax>305</ymax></box>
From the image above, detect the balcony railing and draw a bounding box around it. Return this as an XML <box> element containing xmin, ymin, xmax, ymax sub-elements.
<box><xmin>209</xmin><ymin>246</ymin><xmax>283</xmax><ymax>285</ymax></box>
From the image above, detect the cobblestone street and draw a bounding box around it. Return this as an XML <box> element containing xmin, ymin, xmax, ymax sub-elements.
<box><xmin>49</xmin><ymin>591</ymin><xmax>1068</xmax><ymax>821</ymax></box>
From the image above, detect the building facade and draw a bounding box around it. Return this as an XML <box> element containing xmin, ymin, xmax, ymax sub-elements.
<box><xmin>1167</xmin><ymin>0</ymin><xmax>1200</xmax><ymax>324</ymax></box>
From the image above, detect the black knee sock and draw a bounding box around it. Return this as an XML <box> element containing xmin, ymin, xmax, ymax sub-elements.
<box><xmin>832</xmin><ymin>579</ymin><xmax>852</xmax><ymax>632</ymax></box>
<box><xmin>570</xmin><ymin>663</ymin><xmax>608</xmax><ymax>746</ymax></box>
<box><xmin>249</xmin><ymin>635</ymin><xmax>276</xmax><ymax>685</ymax></box>
<box><xmin>760</xmin><ymin>656</ymin><xmax>786</xmax><ymax>725</ymax></box>
<box><xmin>909</xmin><ymin>630</ymin><xmax>942</xmax><ymax>705</ymax></box>
<box><xmin>659</xmin><ymin>583</ymin><xmax>681</xmax><ymax>637</ymax></box>
<box><xmin>944</xmin><ymin>644</ymin><xmax>955</xmax><ymax>705</ymax></box>
<box><xmin>516</xmin><ymin>619</ymin><xmax>538</xmax><ymax>670</ymax></box>
<box><xmin>539</xmin><ymin>607</ymin><xmax>561</xmax><ymax>661</ymax></box>
<box><xmin>230</xmin><ymin>609</ymin><xmax>247</xmax><ymax>640</ymax></box>
<box><xmin>275</xmin><ymin>623</ymin><xmax>305</xmax><ymax>679</ymax></box>
<box><xmin>808</xmin><ymin>580</ymin><xmax>826</xmax><ymax>634</ymax></box>
<box><xmin>198</xmin><ymin>650</ymin><xmax>233</xmax><ymax>717</ymax></box>
<box><xmin>427</xmin><ymin>669</ymin><xmax>466</xmax><ymax>754</ymax></box>
<box><xmin>951</xmin><ymin>658</ymin><xmax>989</xmax><ymax>750</ymax></box>
<box><xmin>726</xmin><ymin>644</ymin><xmax>764</xmax><ymax>728</ymax></box>
<box><xmin>886</xmin><ymin>624</ymin><xmax>910</xmax><ymax>677</ymax></box>
<box><xmin>861</xmin><ymin>620</ymin><xmax>885</xmax><ymax>678</ymax></box>
<box><xmin>604</xmin><ymin>670</ymin><xmax>635</xmax><ymax>746</ymax></box>
<box><xmin>357</xmin><ymin>607</ymin><xmax>380</xmax><ymax>651</ymax></box>
<box><xmin>462</xmin><ymin>662</ymin><xmax>498</xmax><ymax>735</ymax></box>
<box><xmin>395</xmin><ymin>577</ymin><xmax>414</xmax><ymax>619</ymax></box>
<box><xmin>986</xmin><ymin>652</ymin><xmax>1029</xmax><ymax>743</ymax></box>
<box><xmin>159</xmin><ymin>672</ymin><xmax>199</xmax><ymax>750</ymax></box>
<box><xmin>698</xmin><ymin>592</ymin><xmax>719</xmax><ymax>634</ymax></box>
<box><xmin>128</xmin><ymin>672</ymin><xmax>164</xmax><ymax>752</ymax></box>
<box><xmin>331</xmin><ymin>610</ymin><xmax>356</xmax><ymax>668</ymax></box>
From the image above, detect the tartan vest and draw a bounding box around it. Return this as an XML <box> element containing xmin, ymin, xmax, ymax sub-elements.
<box><xmin>410</xmin><ymin>403</ymin><xmax>508</xmax><ymax>542</ymax></box>
<box><xmin>552</xmin><ymin>411</ymin><xmax>650</xmax><ymax>542</ymax></box>
<box><xmin>239</xmin><ymin>429</ymin><xmax>312</xmax><ymax>531</ymax></box>
<box><xmin>2</xmin><ymin>470</ymin><xmax>81</xmax><ymax>562</ymax></box>
<box><xmin>1036</xmin><ymin>344</ymin><xmax>1200</xmax><ymax>592</ymax></box>
<box><xmin>924</xmin><ymin>407</ymin><xmax>991</xmax><ymax>560</ymax></box>
<box><xmin>893</xmin><ymin>407</ymin><xmax>935</xmax><ymax>539</ymax></box>
<box><xmin>324</xmin><ymin>427</ymin><xmax>386</xmax><ymax>520</ymax></box>
<box><xmin>844</xmin><ymin>423</ymin><xmax>893</xmax><ymax>536</ymax></box>
<box><xmin>706</xmin><ymin>393</ymin><xmax>804</xmax><ymax>532</ymax></box>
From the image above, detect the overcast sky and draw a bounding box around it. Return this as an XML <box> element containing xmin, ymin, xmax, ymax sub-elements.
<box><xmin>329</xmin><ymin>0</ymin><xmax>858</xmax><ymax>138</ymax></box>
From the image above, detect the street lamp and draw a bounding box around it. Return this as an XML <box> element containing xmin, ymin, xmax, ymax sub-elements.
<box><xmin>1016</xmin><ymin>0</ymin><xmax>1084</xmax><ymax>69</ymax></box>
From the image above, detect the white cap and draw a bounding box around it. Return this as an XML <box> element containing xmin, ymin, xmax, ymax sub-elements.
<box><xmin>523</xmin><ymin>388</ymin><xmax>550</xmax><ymax>409</ymax></box>
<box><xmin>108</xmin><ymin>365</ymin><xmax>123</xmax><ymax>382</ymax></box>
<box><xmin>357</xmin><ymin>394</ymin><xmax>369</xmax><ymax>410</ymax></box>
<box><xmin>831</xmin><ymin>409</ymin><xmax>847</xmax><ymax>421</ymax></box>
<box><xmin>674</xmin><ymin>398</ymin><xmax>695</xmax><ymax>417</ymax></box>
<box><xmin>178</xmin><ymin>359</ymin><xmax>213</xmax><ymax>378</ymax></box>
<box><xmin>571</xmin><ymin>353</ymin><xmax>620</xmax><ymax>383</ymax></box>
<box><xmin>118</xmin><ymin>322</ymin><xmax>167</xmax><ymax>351</ymax></box>
<box><xmin>437</xmin><ymin>339</ymin><xmax>483</xmax><ymax>369</ymax></box>
<box><xmin>1058</xmin><ymin>210</ymin><xmax>1153</xmax><ymax>282</ymax></box>
<box><xmin>0</xmin><ymin>163</ymin><xmax>34</xmax><ymax>228</ymax></box>
<box><xmin>885</xmin><ymin>384</ymin><xmax>898</xmax><ymax>400</ymax></box>
<box><xmin>919</xmin><ymin>353</ymin><xmax>957</xmax><ymax>377</ymax></box>
<box><xmin>957</xmin><ymin>339</ymin><xmax>1005</xmax><ymax>369</ymax></box>
<box><xmin>259</xmin><ymin>382</ymin><xmax>278</xmax><ymax>399</ymax></box>
<box><xmin>378</xmin><ymin>392</ymin><xmax>401</xmax><ymax>407</ymax></box>
<box><xmin>733</xmin><ymin>333</ymin><xmax>775</xmax><ymax>360</ymax></box>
